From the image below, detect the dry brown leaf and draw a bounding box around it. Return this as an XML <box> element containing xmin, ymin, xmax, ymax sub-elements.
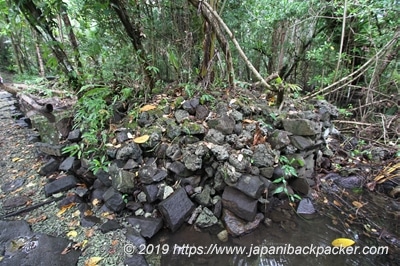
<box><xmin>57</xmin><ymin>203</ymin><xmax>76</xmax><ymax>217</ymax></box>
<box><xmin>333</xmin><ymin>200</ymin><xmax>342</xmax><ymax>207</ymax></box>
<box><xmin>133</xmin><ymin>135</ymin><xmax>150</xmax><ymax>144</ymax></box>
<box><xmin>243</xmin><ymin>119</ymin><xmax>256</xmax><ymax>124</ymax></box>
<box><xmin>140</xmin><ymin>104</ymin><xmax>156</xmax><ymax>112</ymax></box>
<box><xmin>27</xmin><ymin>214</ymin><xmax>47</xmax><ymax>224</ymax></box>
<box><xmin>352</xmin><ymin>201</ymin><xmax>364</xmax><ymax>208</ymax></box>
<box><xmin>85</xmin><ymin>228</ymin><xmax>95</xmax><ymax>238</ymax></box>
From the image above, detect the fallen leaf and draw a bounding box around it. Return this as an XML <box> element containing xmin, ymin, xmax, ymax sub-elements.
<box><xmin>133</xmin><ymin>135</ymin><xmax>150</xmax><ymax>144</ymax></box>
<box><xmin>57</xmin><ymin>203</ymin><xmax>76</xmax><ymax>217</ymax></box>
<box><xmin>85</xmin><ymin>257</ymin><xmax>102</xmax><ymax>266</ymax></box>
<box><xmin>243</xmin><ymin>119</ymin><xmax>256</xmax><ymax>124</ymax></box>
<box><xmin>27</xmin><ymin>214</ymin><xmax>47</xmax><ymax>224</ymax></box>
<box><xmin>12</xmin><ymin>157</ymin><xmax>23</xmax><ymax>162</ymax></box>
<box><xmin>67</xmin><ymin>230</ymin><xmax>78</xmax><ymax>238</ymax></box>
<box><xmin>140</xmin><ymin>104</ymin><xmax>156</xmax><ymax>112</ymax></box>
<box><xmin>85</xmin><ymin>228</ymin><xmax>95</xmax><ymax>238</ymax></box>
<box><xmin>352</xmin><ymin>201</ymin><xmax>364</xmax><ymax>208</ymax></box>
<box><xmin>333</xmin><ymin>200</ymin><xmax>342</xmax><ymax>207</ymax></box>
<box><xmin>92</xmin><ymin>198</ymin><xmax>101</xmax><ymax>206</ymax></box>
<box><xmin>331</xmin><ymin>238</ymin><xmax>355</xmax><ymax>247</ymax></box>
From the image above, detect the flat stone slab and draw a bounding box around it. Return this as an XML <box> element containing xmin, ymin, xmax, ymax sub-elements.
<box><xmin>0</xmin><ymin>220</ymin><xmax>80</xmax><ymax>266</ymax></box>
<box><xmin>44</xmin><ymin>175</ymin><xmax>78</xmax><ymax>197</ymax></box>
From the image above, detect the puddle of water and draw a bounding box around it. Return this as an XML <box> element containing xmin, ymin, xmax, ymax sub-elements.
<box><xmin>147</xmin><ymin>193</ymin><xmax>398</xmax><ymax>266</ymax></box>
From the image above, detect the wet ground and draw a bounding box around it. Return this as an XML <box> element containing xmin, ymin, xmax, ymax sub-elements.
<box><xmin>0</xmin><ymin>80</ymin><xmax>399</xmax><ymax>265</ymax></box>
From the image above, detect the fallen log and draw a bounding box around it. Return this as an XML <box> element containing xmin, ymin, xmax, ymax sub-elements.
<box><xmin>19</xmin><ymin>93</ymin><xmax>56</xmax><ymax>122</ymax></box>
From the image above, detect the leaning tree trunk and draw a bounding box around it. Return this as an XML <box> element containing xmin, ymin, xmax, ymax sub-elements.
<box><xmin>108</xmin><ymin>0</ymin><xmax>155</xmax><ymax>90</ymax></box>
<box><xmin>187</xmin><ymin>0</ymin><xmax>234</xmax><ymax>87</ymax></box>
<box><xmin>14</xmin><ymin>0</ymin><xmax>79</xmax><ymax>89</ymax></box>
<box><xmin>188</xmin><ymin>0</ymin><xmax>271</xmax><ymax>89</ymax></box>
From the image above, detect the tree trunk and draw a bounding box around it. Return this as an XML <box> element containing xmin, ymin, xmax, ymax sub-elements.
<box><xmin>14</xmin><ymin>0</ymin><xmax>79</xmax><ymax>89</ymax></box>
<box><xmin>108</xmin><ymin>0</ymin><xmax>155</xmax><ymax>89</ymax></box>
<box><xmin>32</xmin><ymin>29</ymin><xmax>45</xmax><ymax>77</ymax></box>
<box><xmin>187</xmin><ymin>0</ymin><xmax>234</xmax><ymax>87</ymax></box>
<box><xmin>61</xmin><ymin>4</ymin><xmax>82</xmax><ymax>71</ymax></box>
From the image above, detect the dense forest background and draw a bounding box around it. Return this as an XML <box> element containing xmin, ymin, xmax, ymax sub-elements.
<box><xmin>0</xmin><ymin>0</ymin><xmax>399</xmax><ymax>120</ymax></box>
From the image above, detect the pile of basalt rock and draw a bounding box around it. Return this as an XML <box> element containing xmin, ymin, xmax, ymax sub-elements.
<box><xmin>34</xmin><ymin>96</ymin><xmax>340</xmax><ymax>241</ymax></box>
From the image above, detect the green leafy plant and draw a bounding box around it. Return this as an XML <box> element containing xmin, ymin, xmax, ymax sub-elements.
<box><xmin>272</xmin><ymin>177</ymin><xmax>301</xmax><ymax>202</ymax></box>
<box><xmin>62</xmin><ymin>143</ymin><xmax>84</xmax><ymax>159</ymax></box>
<box><xmin>88</xmin><ymin>154</ymin><xmax>111</xmax><ymax>175</ymax></box>
<box><xmin>272</xmin><ymin>156</ymin><xmax>302</xmax><ymax>202</ymax></box>
<box><xmin>200</xmin><ymin>93</ymin><xmax>216</xmax><ymax>104</ymax></box>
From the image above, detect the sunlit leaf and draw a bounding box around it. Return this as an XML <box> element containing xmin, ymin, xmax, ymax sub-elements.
<box><xmin>331</xmin><ymin>238</ymin><xmax>355</xmax><ymax>247</ymax></box>
<box><xmin>12</xmin><ymin>157</ymin><xmax>23</xmax><ymax>162</ymax></box>
<box><xmin>133</xmin><ymin>135</ymin><xmax>150</xmax><ymax>143</ymax></box>
<box><xmin>85</xmin><ymin>257</ymin><xmax>102</xmax><ymax>266</ymax></box>
<box><xmin>67</xmin><ymin>230</ymin><xmax>78</xmax><ymax>238</ymax></box>
<box><xmin>140</xmin><ymin>105</ymin><xmax>156</xmax><ymax>112</ymax></box>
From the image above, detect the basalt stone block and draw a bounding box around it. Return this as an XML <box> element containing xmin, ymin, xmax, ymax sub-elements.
<box><xmin>234</xmin><ymin>174</ymin><xmax>265</xmax><ymax>199</ymax></box>
<box><xmin>59</xmin><ymin>156</ymin><xmax>75</xmax><ymax>172</ymax></box>
<box><xmin>81</xmin><ymin>215</ymin><xmax>102</xmax><ymax>228</ymax></box>
<box><xmin>143</xmin><ymin>183</ymin><xmax>160</xmax><ymax>203</ymax></box>
<box><xmin>95</xmin><ymin>169</ymin><xmax>112</xmax><ymax>187</ymax></box>
<box><xmin>44</xmin><ymin>175</ymin><xmax>78</xmax><ymax>197</ymax></box>
<box><xmin>222</xmin><ymin>186</ymin><xmax>257</xmax><ymax>221</ymax></box>
<box><xmin>282</xmin><ymin>119</ymin><xmax>321</xmax><ymax>136</ymax></box>
<box><xmin>100</xmin><ymin>220</ymin><xmax>122</xmax><ymax>233</ymax></box>
<box><xmin>39</xmin><ymin>158</ymin><xmax>60</xmax><ymax>176</ymax></box>
<box><xmin>207</xmin><ymin>114</ymin><xmax>235</xmax><ymax>135</ymax></box>
<box><xmin>35</xmin><ymin>142</ymin><xmax>64</xmax><ymax>157</ymax></box>
<box><xmin>1</xmin><ymin>233</ymin><xmax>81</xmax><ymax>266</ymax></box>
<box><xmin>158</xmin><ymin>188</ymin><xmax>195</xmax><ymax>232</ymax></box>
<box><xmin>124</xmin><ymin>254</ymin><xmax>148</xmax><ymax>266</ymax></box>
<box><xmin>222</xmin><ymin>209</ymin><xmax>264</xmax><ymax>237</ymax></box>
<box><xmin>67</xmin><ymin>129</ymin><xmax>81</xmax><ymax>142</ymax></box>
<box><xmin>127</xmin><ymin>216</ymin><xmax>163</xmax><ymax>238</ymax></box>
<box><xmin>102</xmin><ymin>187</ymin><xmax>125</xmax><ymax>212</ymax></box>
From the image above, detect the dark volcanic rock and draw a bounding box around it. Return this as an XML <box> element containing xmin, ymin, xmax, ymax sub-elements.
<box><xmin>1</xmin><ymin>233</ymin><xmax>80</xmax><ymax>266</ymax></box>
<box><xmin>234</xmin><ymin>174</ymin><xmax>265</xmax><ymax>199</ymax></box>
<box><xmin>334</xmin><ymin>175</ymin><xmax>365</xmax><ymax>189</ymax></box>
<box><xmin>44</xmin><ymin>175</ymin><xmax>78</xmax><ymax>197</ymax></box>
<box><xmin>297</xmin><ymin>198</ymin><xmax>316</xmax><ymax>215</ymax></box>
<box><xmin>2</xmin><ymin>195</ymin><xmax>30</xmax><ymax>209</ymax></box>
<box><xmin>102</xmin><ymin>187</ymin><xmax>125</xmax><ymax>212</ymax></box>
<box><xmin>158</xmin><ymin>188</ymin><xmax>195</xmax><ymax>232</ymax></box>
<box><xmin>67</xmin><ymin>129</ymin><xmax>81</xmax><ymax>142</ymax></box>
<box><xmin>39</xmin><ymin>158</ymin><xmax>60</xmax><ymax>176</ymax></box>
<box><xmin>207</xmin><ymin>114</ymin><xmax>235</xmax><ymax>135</ymax></box>
<box><xmin>59</xmin><ymin>156</ymin><xmax>75</xmax><ymax>172</ymax></box>
<box><xmin>282</xmin><ymin>119</ymin><xmax>321</xmax><ymax>136</ymax></box>
<box><xmin>126</xmin><ymin>227</ymin><xmax>146</xmax><ymax>247</ymax></box>
<box><xmin>124</xmin><ymin>254</ymin><xmax>149</xmax><ymax>266</ymax></box>
<box><xmin>127</xmin><ymin>216</ymin><xmax>163</xmax><ymax>238</ymax></box>
<box><xmin>222</xmin><ymin>209</ymin><xmax>264</xmax><ymax>237</ymax></box>
<box><xmin>1</xmin><ymin>177</ymin><xmax>26</xmax><ymax>193</ymax></box>
<box><xmin>100</xmin><ymin>220</ymin><xmax>122</xmax><ymax>233</ymax></box>
<box><xmin>81</xmin><ymin>215</ymin><xmax>102</xmax><ymax>227</ymax></box>
<box><xmin>143</xmin><ymin>183</ymin><xmax>160</xmax><ymax>203</ymax></box>
<box><xmin>222</xmin><ymin>186</ymin><xmax>258</xmax><ymax>221</ymax></box>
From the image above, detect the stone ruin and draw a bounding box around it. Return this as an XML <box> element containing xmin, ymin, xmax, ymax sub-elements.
<box><xmin>34</xmin><ymin>96</ymin><xmax>340</xmax><ymax>241</ymax></box>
